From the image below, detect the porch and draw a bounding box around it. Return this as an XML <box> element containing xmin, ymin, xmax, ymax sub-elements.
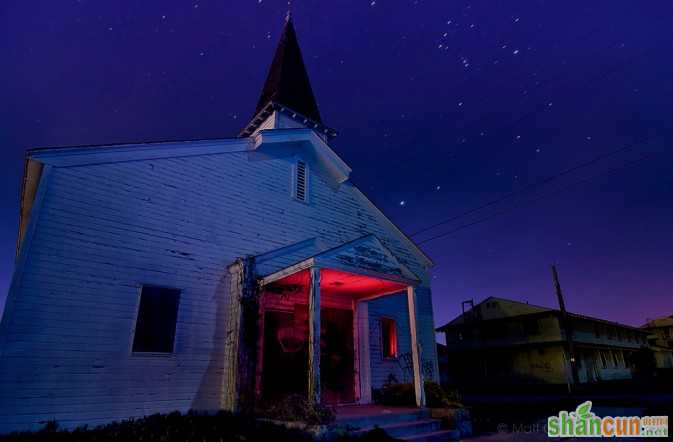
<box><xmin>223</xmin><ymin>234</ymin><xmax>427</xmax><ymax>411</ymax></box>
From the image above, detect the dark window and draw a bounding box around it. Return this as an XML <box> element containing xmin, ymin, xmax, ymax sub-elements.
<box><xmin>381</xmin><ymin>318</ymin><xmax>397</xmax><ymax>358</ymax></box>
<box><xmin>132</xmin><ymin>285</ymin><xmax>181</xmax><ymax>353</ymax></box>
<box><xmin>523</xmin><ymin>319</ymin><xmax>540</xmax><ymax>336</ymax></box>
<box><xmin>295</xmin><ymin>160</ymin><xmax>307</xmax><ymax>202</ymax></box>
<box><xmin>594</xmin><ymin>324</ymin><xmax>601</xmax><ymax>338</ymax></box>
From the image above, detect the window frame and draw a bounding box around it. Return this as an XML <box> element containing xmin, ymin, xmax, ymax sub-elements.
<box><xmin>130</xmin><ymin>284</ymin><xmax>181</xmax><ymax>356</ymax></box>
<box><xmin>380</xmin><ymin>317</ymin><xmax>398</xmax><ymax>359</ymax></box>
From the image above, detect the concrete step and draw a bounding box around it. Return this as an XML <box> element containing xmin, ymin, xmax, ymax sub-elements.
<box><xmin>352</xmin><ymin>419</ymin><xmax>441</xmax><ymax>438</ymax></box>
<box><xmin>336</xmin><ymin>409</ymin><xmax>431</xmax><ymax>429</ymax></box>
<box><xmin>399</xmin><ymin>429</ymin><xmax>461</xmax><ymax>442</ymax></box>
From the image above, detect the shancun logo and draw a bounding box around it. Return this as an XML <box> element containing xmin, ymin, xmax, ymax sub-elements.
<box><xmin>547</xmin><ymin>401</ymin><xmax>668</xmax><ymax>438</ymax></box>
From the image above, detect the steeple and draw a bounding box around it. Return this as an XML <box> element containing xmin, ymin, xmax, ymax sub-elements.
<box><xmin>240</xmin><ymin>14</ymin><xmax>335</xmax><ymax>139</ymax></box>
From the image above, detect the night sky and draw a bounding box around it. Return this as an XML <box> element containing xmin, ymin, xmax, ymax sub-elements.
<box><xmin>2</xmin><ymin>1</ymin><xmax>673</xmax><ymax>335</ymax></box>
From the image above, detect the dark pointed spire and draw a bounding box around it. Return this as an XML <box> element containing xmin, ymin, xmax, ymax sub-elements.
<box><xmin>240</xmin><ymin>14</ymin><xmax>336</xmax><ymax>139</ymax></box>
<box><xmin>257</xmin><ymin>15</ymin><xmax>322</xmax><ymax>120</ymax></box>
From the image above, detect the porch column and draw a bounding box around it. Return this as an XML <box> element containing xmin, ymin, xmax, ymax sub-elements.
<box><xmin>407</xmin><ymin>286</ymin><xmax>425</xmax><ymax>407</ymax></box>
<box><xmin>308</xmin><ymin>266</ymin><xmax>321</xmax><ymax>404</ymax></box>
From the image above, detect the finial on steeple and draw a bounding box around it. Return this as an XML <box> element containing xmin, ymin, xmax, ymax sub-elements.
<box><xmin>286</xmin><ymin>1</ymin><xmax>292</xmax><ymax>22</ymax></box>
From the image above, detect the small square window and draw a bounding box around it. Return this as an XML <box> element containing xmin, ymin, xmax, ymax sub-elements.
<box><xmin>132</xmin><ymin>285</ymin><xmax>181</xmax><ymax>353</ymax></box>
<box><xmin>381</xmin><ymin>318</ymin><xmax>397</xmax><ymax>358</ymax></box>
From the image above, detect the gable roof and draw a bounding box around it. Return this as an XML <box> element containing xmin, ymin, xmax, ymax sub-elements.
<box><xmin>257</xmin><ymin>234</ymin><xmax>420</xmax><ymax>286</ymax></box>
<box><xmin>437</xmin><ymin>296</ymin><xmax>646</xmax><ymax>333</ymax></box>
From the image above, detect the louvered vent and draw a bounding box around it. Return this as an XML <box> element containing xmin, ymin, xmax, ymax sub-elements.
<box><xmin>295</xmin><ymin>160</ymin><xmax>307</xmax><ymax>201</ymax></box>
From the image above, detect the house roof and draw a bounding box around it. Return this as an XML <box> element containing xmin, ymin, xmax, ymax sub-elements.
<box><xmin>21</xmin><ymin>129</ymin><xmax>432</xmax><ymax>271</ymax></box>
<box><xmin>241</xmin><ymin>13</ymin><xmax>322</xmax><ymax>137</ymax></box>
<box><xmin>642</xmin><ymin>315</ymin><xmax>673</xmax><ymax>329</ymax></box>
<box><xmin>436</xmin><ymin>296</ymin><xmax>647</xmax><ymax>333</ymax></box>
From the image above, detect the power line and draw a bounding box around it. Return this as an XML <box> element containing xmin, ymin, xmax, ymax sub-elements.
<box><xmin>409</xmin><ymin>143</ymin><xmax>635</xmax><ymax>237</ymax></box>
<box><xmin>415</xmin><ymin>137</ymin><xmax>668</xmax><ymax>245</ymax></box>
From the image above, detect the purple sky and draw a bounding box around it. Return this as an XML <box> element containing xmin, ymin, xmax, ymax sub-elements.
<box><xmin>1</xmin><ymin>1</ymin><xmax>672</xmax><ymax>332</ymax></box>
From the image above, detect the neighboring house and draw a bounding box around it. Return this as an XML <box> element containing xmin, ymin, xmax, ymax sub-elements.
<box><xmin>0</xmin><ymin>16</ymin><xmax>438</xmax><ymax>433</ymax></box>
<box><xmin>642</xmin><ymin>315</ymin><xmax>673</xmax><ymax>369</ymax></box>
<box><xmin>436</xmin><ymin>343</ymin><xmax>449</xmax><ymax>388</ymax></box>
<box><xmin>436</xmin><ymin>297</ymin><xmax>649</xmax><ymax>387</ymax></box>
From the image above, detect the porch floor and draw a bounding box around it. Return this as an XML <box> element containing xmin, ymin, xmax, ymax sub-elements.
<box><xmin>334</xmin><ymin>404</ymin><xmax>422</xmax><ymax>421</ymax></box>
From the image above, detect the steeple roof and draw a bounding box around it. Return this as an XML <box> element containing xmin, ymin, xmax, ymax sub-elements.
<box><xmin>256</xmin><ymin>13</ymin><xmax>321</xmax><ymax>123</ymax></box>
<box><xmin>240</xmin><ymin>14</ymin><xmax>335</xmax><ymax>138</ymax></box>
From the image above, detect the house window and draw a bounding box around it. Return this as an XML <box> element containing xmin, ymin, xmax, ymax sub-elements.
<box><xmin>132</xmin><ymin>285</ymin><xmax>181</xmax><ymax>353</ymax></box>
<box><xmin>523</xmin><ymin>319</ymin><xmax>540</xmax><ymax>336</ymax></box>
<box><xmin>381</xmin><ymin>318</ymin><xmax>398</xmax><ymax>358</ymax></box>
<box><xmin>294</xmin><ymin>160</ymin><xmax>308</xmax><ymax>202</ymax></box>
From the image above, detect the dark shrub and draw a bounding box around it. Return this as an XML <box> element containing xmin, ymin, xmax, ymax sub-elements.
<box><xmin>257</xmin><ymin>394</ymin><xmax>335</xmax><ymax>425</ymax></box>
<box><xmin>335</xmin><ymin>427</ymin><xmax>399</xmax><ymax>442</ymax></box>
<box><xmin>424</xmin><ymin>381</ymin><xmax>463</xmax><ymax>408</ymax></box>
<box><xmin>0</xmin><ymin>410</ymin><xmax>314</xmax><ymax>442</ymax></box>
<box><xmin>373</xmin><ymin>382</ymin><xmax>416</xmax><ymax>407</ymax></box>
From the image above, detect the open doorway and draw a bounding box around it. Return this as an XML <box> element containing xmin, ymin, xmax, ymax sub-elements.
<box><xmin>260</xmin><ymin>304</ymin><xmax>355</xmax><ymax>404</ymax></box>
<box><xmin>321</xmin><ymin>307</ymin><xmax>355</xmax><ymax>404</ymax></box>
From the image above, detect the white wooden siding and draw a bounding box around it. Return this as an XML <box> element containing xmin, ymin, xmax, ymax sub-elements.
<box><xmin>0</xmin><ymin>146</ymin><xmax>436</xmax><ymax>432</ymax></box>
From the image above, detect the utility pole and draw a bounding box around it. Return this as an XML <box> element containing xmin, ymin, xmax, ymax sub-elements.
<box><xmin>551</xmin><ymin>265</ymin><xmax>580</xmax><ymax>392</ymax></box>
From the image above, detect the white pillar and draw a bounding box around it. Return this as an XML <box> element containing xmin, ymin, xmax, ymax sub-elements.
<box><xmin>407</xmin><ymin>286</ymin><xmax>425</xmax><ymax>407</ymax></box>
<box><xmin>308</xmin><ymin>266</ymin><xmax>321</xmax><ymax>404</ymax></box>
<box><xmin>356</xmin><ymin>301</ymin><xmax>371</xmax><ymax>404</ymax></box>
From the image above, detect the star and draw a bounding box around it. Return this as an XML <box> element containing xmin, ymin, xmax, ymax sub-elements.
<box><xmin>399</xmin><ymin>200</ymin><xmax>406</xmax><ymax>206</ymax></box>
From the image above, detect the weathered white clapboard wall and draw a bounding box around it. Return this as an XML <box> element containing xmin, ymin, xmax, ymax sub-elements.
<box><xmin>0</xmin><ymin>139</ymin><xmax>437</xmax><ymax>432</ymax></box>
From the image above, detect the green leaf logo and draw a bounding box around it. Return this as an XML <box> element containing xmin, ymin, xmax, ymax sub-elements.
<box><xmin>575</xmin><ymin>401</ymin><xmax>592</xmax><ymax>419</ymax></box>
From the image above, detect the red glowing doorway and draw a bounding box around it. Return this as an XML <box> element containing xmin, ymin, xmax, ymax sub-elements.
<box><xmin>259</xmin><ymin>303</ymin><xmax>355</xmax><ymax>404</ymax></box>
<box><xmin>258</xmin><ymin>267</ymin><xmax>408</xmax><ymax>404</ymax></box>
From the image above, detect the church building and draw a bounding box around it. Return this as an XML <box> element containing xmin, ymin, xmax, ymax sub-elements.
<box><xmin>0</xmin><ymin>15</ymin><xmax>438</xmax><ymax>432</ymax></box>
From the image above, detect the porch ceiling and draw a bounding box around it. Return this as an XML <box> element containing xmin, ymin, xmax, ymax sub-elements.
<box><xmin>265</xmin><ymin>268</ymin><xmax>407</xmax><ymax>300</ymax></box>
